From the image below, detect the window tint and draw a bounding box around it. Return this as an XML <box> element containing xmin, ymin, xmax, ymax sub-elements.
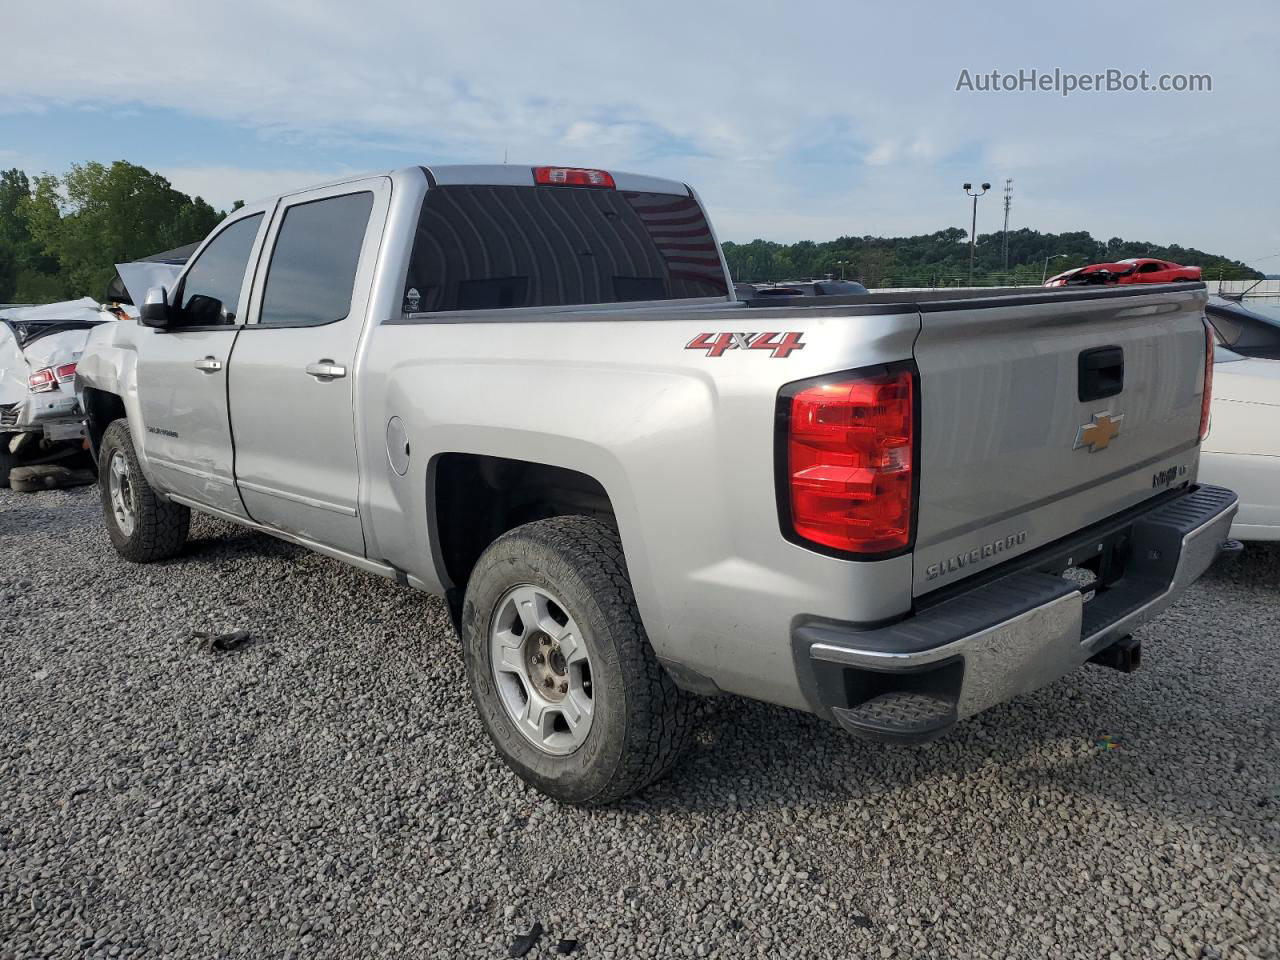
<box><xmin>175</xmin><ymin>214</ymin><xmax>263</xmax><ymax>327</ymax></box>
<box><xmin>403</xmin><ymin>184</ymin><xmax>728</xmax><ymax>313</ymax></box>
<box><xmin>259</xmin><ymin>192</ymin><xmax>374</xmax><ymax>326</ymax></box>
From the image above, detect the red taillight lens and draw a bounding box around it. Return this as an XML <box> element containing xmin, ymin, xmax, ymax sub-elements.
<box><xmin>28</xmin><ymin>367</ymin><xmax>56</xmax><ymax>393</ymax></box>
<box><xmin>1200</xmin><ymin>320</ymin><xmax>1214</xmax><ymax>441</ymax></box>
<box><xmin>533</xmin><ymin>166</ymin><xmax>616</xmax><ymax>188</ymax></box>
<box><xmin>784</xmin><ymin>368</ymin><xmax>916</xmax><ymax>555</ymax></box>
<box><xmin>55</xmin><ymin>362</ymin><xmax>77</xmax><ymax>381</ymax></box>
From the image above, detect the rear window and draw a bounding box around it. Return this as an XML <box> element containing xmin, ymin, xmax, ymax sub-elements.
<box><xmin>403</xmin><ymin>184</ymin><xmax>728</xmax><ymax>313</ymax></box>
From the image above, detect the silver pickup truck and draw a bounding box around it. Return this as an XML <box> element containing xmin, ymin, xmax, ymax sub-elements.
<box><xmin>77</xmin><ymin>164</ymin><xmax>1238</xmax><ymax>804</ymax></box>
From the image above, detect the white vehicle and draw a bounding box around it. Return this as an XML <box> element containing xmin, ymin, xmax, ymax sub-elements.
<box><xmin>0</xmin><ymin>298</ymin><xmax>112</xmax><ymax>486</ymax></box>
<box><xmin>1201</xmin><ymin>299</ymin><xmax>1280</xmax><ymax>540</ymax></box>
<box><xmin>1202</xmin><ymin>352</ymin><xmax>1279</xmax><ymax>539</ymax></box>
<box><xmin>1200</xmin><ymin>305</ymin><xmax>1280</xmax><ymax>540</ymax></box>
<box><xmin>0</xmin><ymin>261</ymin><xmax>184</xmax><ymax>487</ymax></box>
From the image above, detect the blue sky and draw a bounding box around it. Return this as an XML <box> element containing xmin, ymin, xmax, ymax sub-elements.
<box><xmin>3</xmin><ymin>0</ymin><xmax>1278</xmax><ymax>269</ymax></box>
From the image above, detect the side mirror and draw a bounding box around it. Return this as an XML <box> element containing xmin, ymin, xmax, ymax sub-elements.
<box><xmin>139</xmin><ymin>286</ymin><xmax>172</xmax><ymax>328</ymax></box>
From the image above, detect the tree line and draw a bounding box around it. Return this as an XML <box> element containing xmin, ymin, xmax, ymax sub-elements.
<box><xmin>1</xmin><ymin>160</ymin><xmax>1263</xmax><ymax>304</ymax></box>
<box><xmin>722</xmin><ymin>226</ymin><xmax>1263</xmax><ymax>287</ymax></box>
<box><xmin>0</xmin><ymin>161</ymin><xmax>227</xmax><ymax>304</ymax></box>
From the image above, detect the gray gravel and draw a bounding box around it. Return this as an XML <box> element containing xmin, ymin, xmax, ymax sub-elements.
<box><xmin>2</xmin><ymin>485</ymin><xmax>1277</xmax><ymax>960</ymax></box>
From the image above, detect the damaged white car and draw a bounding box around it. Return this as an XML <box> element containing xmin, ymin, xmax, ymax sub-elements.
<box><xmin>0</xmin><ymin>298</ymin><xmax>118</xmax><ymax>488</ymax></box>
<box><xmin>0</xmin><ymin>258</ymin><xmax>184</xmax><ymax>489</ymax></box>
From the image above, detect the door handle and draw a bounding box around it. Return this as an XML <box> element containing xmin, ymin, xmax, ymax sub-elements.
<box><xmin>194</xmin><ymin>357</ymin><xmax>223</xmax><ymax>373</ymax></box>
<box><xmin>305</xmin><ymin>360</ymin><xmax>347</xmax><ymax>380</ymax></box>
<box><xmin>1078</xmin><ymin>346</ymin><xmax>1124</xmax><ymax>402</ymax></box>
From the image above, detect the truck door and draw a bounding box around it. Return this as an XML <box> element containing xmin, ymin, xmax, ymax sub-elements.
<box><xmin>133</xmin><ymin>210</ymin><xmax>268</xmax><ymax>517</ymax></box>
<box><xmin>226</xmin><ymin>178</ymin><xmax>389</xmax><ymax>556</ymax></box>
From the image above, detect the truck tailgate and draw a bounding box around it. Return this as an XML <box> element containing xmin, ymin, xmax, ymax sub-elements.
<box><xmin>911</xmin><ymin>284</ymin><xmax>1208</xmax><ymax>596</ymax></box>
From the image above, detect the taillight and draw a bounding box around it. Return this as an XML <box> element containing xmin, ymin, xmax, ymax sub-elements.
<box><xmin>28</xmin><ymin>368</ymin><xmax>56</xmax><ymax>393</ymax></box>
<box><xmin>533</xmin><ymin>166</ymin><xmax>616</xmax><ymax>188</ymax></box>
<box><xmin>780</xmin><ymin>366</ymin><xmax>916</xmax><ymax>556</ymax></box>
<box><xmin>55</xmin><ymin>362</ymin><xmax>77</xmax><ymax>381</ymax></box>
<box><xmin>1199</xmin><ymin>320</ymin><xmax>1214</xmax><ymax>441</ymax></box>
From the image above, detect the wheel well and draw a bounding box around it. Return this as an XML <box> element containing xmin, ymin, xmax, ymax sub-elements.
<box><xmin>82</xmin><ymin>388</ymin><xmax>127</xmax><ymax>458</ymax></box>
<box><xmin>433</xmin><ymin>453</ymin><xmax>615</xmax><ymax>598</ymax></box>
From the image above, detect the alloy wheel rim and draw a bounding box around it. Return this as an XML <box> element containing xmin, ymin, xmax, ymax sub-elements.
<box><xmin>108</xmin><ymin>451</ymin><xmax>136</xmax><ymax>537</ymax></box>
<box><xmin>489</xmin><ymin>583</ymin><xmax>594</xmax><ymax>756</ymax></box>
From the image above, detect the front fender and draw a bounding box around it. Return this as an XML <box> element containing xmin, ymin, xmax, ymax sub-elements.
<box><xmin>77</xmin><ymin>322</ymin><xmax>149</xmax><ymax>474</ymax></box>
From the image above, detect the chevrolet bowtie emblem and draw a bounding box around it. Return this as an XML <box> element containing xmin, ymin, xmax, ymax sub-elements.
<box><xmin>1074</xmin><ymin>411</ymin><xmax>1124</xmax><ymax>452</ymax></box>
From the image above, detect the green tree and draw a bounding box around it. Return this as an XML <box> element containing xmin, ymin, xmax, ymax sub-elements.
<box><xmin>723</xmin><ymin>224</ymin><xmax>1261</xmax><ymax>286</ymax></box>
<box><xmin>23</xmin><ymin>161</ymin><xmax>224</xmax><ymax>299</ymax></box>
<box><xmin>0</xmin><ymin>168</ymin><xmax>67</xmax><ymax>302</ymax></box>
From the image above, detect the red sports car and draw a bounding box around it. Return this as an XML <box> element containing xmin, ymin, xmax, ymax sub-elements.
<box><xmin>1045</xmin><ymin>257</ymin><xmax>1201</xmax><ymax>287</ymax></box>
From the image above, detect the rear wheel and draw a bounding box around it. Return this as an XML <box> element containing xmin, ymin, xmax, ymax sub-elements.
<box><xmin>461</xmin><ymin>516</ymin><xmax>693</xmax><ymax>805</ymax></box>
<box><xmin>98</xmin><ymin>419</ymin><xmax>190</xmax><ymax>562</ymax></box>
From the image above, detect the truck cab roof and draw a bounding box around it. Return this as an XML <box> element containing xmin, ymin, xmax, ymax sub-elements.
<box><xmin>259</xmin><ymin>164</ymin><xmax>693</xmax><ymax>206</ymax></box>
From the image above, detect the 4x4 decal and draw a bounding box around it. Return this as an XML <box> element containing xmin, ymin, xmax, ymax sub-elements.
<box><xmin>685</xmin><ymin>332</ymin><xmax>806</xmax><ymax>358</ymax></box>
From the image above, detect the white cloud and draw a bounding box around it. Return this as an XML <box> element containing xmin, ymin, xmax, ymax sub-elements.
<box><xmin>2</xmin><ymin>0</ymin><xmax>1278</xmax><ymax>264</ymax></box>
<box><xmin>158</xmin><ymin>165</ymin><xmax>361</xmax><ymax>211</ymax></box>
<box><xmin>865</xmin><ymin>142</ymin><xmax>896</xmax><ymax>167</ymax></box>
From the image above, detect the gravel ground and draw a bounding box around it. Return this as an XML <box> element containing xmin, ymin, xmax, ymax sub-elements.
<box><xmin>2</xmin><ymin>485</ymin><xmax>1277</xmax><ymax>960</ymax></box>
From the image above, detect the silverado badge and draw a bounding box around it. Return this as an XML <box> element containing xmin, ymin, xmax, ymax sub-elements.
<box><xmin>1074</xmin><ymin>411</ymin><xmax>1124</xmax><ymax>453</ymax></box>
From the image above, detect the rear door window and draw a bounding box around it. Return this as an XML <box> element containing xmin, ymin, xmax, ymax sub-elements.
<box><xmin>258</xmin><ymin>192</ymin><xmax>374</xmax><ymax>326</ymax></box>
<box><xmin>403</xmin><ymin>184</ymin><xmax>728</xmax><ymax>313</ymax></box>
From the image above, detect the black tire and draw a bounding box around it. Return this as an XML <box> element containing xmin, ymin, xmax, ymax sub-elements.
<box><xmin>461</xmin><ymin>516</ymin><xmax>693</xmax><ymax>805</ymax></box>
<box><xmin>98</xmin><ymin>419</ymin><xmax>190</xmax><ymax>562</ymax></box>
<box><xmin>0</xmin><ymin>439</ymin><xmax>16</xmax><ymax>489</ymax></box>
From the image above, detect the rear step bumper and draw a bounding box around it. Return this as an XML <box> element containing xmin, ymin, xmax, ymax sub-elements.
<box><xmin>792</xmin><ymin>484</ymin><xmax>1238</xmax><ymax>744</ymax></box>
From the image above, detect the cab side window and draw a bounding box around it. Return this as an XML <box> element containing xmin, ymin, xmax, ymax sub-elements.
<box><xmin>258</xmin><ymin>192</ymin><xmax>374</xmax><ymax>327</ymax></box>
<box><xmin>174</xmin><ymin>214</ymin><xmax>264</xmax><ymax>327</ymax></box>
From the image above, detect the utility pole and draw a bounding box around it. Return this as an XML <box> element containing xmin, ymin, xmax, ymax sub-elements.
<box><xmin>1001</xmin><ymin>179</ymin><xmax>1013</xmax><ymax>274</ymax></box>
<box><xmin>963</xmin><ymin>182</ymin><xmax>991</xmax><ymax>286</ymax></box>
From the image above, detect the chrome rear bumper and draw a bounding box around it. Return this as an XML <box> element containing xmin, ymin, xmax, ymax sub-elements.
<box><xmin>793</xmin><ymin>485</ymin><xmax>1239</xmax><ymax>741</ymax></box>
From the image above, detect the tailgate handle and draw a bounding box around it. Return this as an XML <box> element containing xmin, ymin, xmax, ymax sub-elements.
<box><xmin>1078</xmin><ymin>346</ymin><xmax>1124</xmax><ymax>402</ymax></box>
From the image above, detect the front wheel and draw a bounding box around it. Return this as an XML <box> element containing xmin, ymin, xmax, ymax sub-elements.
<box><xmin>98</xmin><ymin>419</ymin><xmax>190</xmax><ymax>562</ymax></box>
<box><xmin>0</xmin><ymin>436</ymin><xmax>17</xmax><ymax>489</ymax></box>
<box><xmin>461</xmin><ymin>516</ymin><xmax>692</xmax><ymax>805</ymax></box>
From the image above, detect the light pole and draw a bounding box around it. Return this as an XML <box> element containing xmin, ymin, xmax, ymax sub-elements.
<box><xmin>834</xmin><ymin>259</ymin><xmax>849</xmax><ymax>280</ymax></box>
<box><xmin>1041</xmin><ymin>253</ymin><xmax>1068</xmax><ymax>284</ymax></box>
<box><xmin>963</xmin><ymin>182</ymin><xmax>990</xmax><ymax>286</ymax></box>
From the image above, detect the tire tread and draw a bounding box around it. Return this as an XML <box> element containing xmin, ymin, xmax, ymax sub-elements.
<box><xmin>100</xmin><ymin>419</ymin><xmax>190</xmax><ymax>562</ymax></box>
<box><xmin>466</xmin><ymin>515</ymin><xmax>693</xmax><ymax>804</ymax></box>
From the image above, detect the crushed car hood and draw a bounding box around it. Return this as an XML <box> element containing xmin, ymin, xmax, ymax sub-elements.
<box><xmin>115</xmin><ymin>261</ymin><xmax>184</xmax><ymax>306</ymax></box>
<box><xmin>0</xmin><ymin>298</ymin><xmax>113</xmax><ymax>409</ymax></box>
<box><xmin>0</xmin><ymin>297</ymin><xmax>103</xmax><ymax>325</ymax></box>
<box><xmin>0</xmin><ymin>327</ymin><xmax>26</xmax><ymax>406</ymax></box>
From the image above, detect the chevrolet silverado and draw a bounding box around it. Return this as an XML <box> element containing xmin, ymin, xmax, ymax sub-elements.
<box><xmin>76</xmin><ymin>164</ymin><xmax>1237</xmax><ymax>803</ymax></box>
